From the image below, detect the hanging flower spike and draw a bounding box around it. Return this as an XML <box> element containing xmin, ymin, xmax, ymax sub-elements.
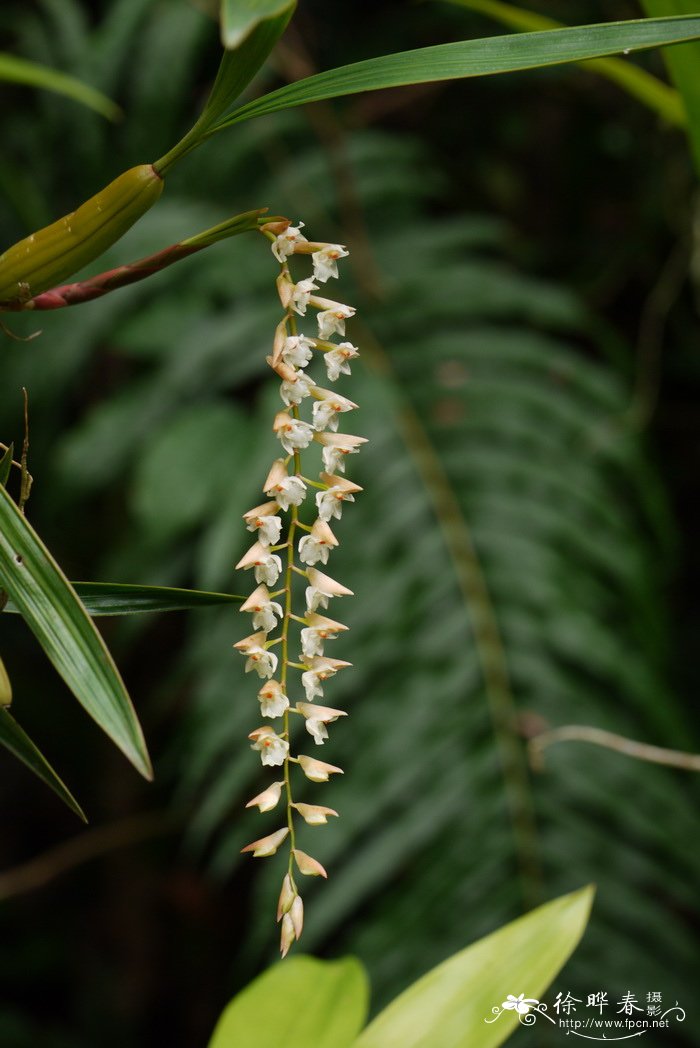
<box><xmin>237</xmin><ymin>216</ymin><xmax>364</xmax><ymax>956</ymax></box>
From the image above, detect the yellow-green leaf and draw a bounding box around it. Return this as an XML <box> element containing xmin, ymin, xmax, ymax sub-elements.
<box><xmin>220</xmin><ymin>0</ymin><xmax>296</xmax><ymax>49</ymax></box>
<box><xmin>0</xmin><ymin>485</ymin><xmax>152</xmax><ymax>780</ymax></box>
<box><xmin>208</xmin><ymin>955</ymin><xmax>369</xmax><ymax>1048</ymax></box>
<box><xmin>354</xmin><ymin>886</ymin><xmax>594</xmax><ymax>1048</ymax></box>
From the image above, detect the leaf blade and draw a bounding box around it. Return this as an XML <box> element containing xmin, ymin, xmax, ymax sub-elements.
<box><xmin>0</xmin><ymin>486</ymin><xmax>152</xmax><ymax>779</ymax></box>
<box><xmin>0</xmin><ymin>708</ymin><xmax>86</xmax><ymax>821</ymax></box>
<box><xmin>208</xmin><ymin>955</ymin><xmax>369</xmax><ymax>1048</ymax></box>
<box><xmin>2</xmin><ymin>582</ymin><xmax>244</xmax><ymax>617</ymax></box>
<box><xmin>640</xmin><ymin>0</ymin><xmax>700</xmax><ymax>169</ymax></box>
<box><xmin>0</xmin><ymin>52</ymin><xmax>121</xmax><ymax>121</ymax></box>
<box><xmin>210</xmin><ymin>15</ymin><xmax>700</xmax><ymax>129</ymax></box>
<box><xmin>444</xmin><ymin>0</ymin><xmax>685</xmax><ymax>126</ymax></box>
<box><xmin>354</xmin><ymin>886</ymin><xmax>594</xmax><ymax>1048</ymax></box>
<box><xmin>220</xmin><ymin>0</ymin><xmax>296</xmax><ymax>49</ymax></box>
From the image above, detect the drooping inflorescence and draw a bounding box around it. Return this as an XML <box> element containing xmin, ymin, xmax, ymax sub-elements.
<box><xmin>236</xmin><ymin>219</ymin><xmax>365</xmax><ymax>957</ymax></box>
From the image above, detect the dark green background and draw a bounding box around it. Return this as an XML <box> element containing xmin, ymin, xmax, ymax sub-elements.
<box><xmin>0</xmin><ymin>1</ymin><xmax>698</xmax><ymax>1045</ymax></box>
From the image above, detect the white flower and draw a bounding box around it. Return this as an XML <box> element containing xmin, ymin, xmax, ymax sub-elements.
<box><xmin>282</xmin><ymin>335</ymin><xmax>315</xmax><ymax>369</ymax></box>
<box><xmin>234</xmin><ymin>632</ymin><xmax>279</xmax><ymax>678</ymax></box>
<box><xmin>324</xmin><ymin>342</ymin><xmax>359</xmax><ymax>381</ymax></box>
<box><xmin>300</xmin><ymin>612</ymin><xmax>348</xmax><ymax>659</ymax></box>
<box><xmin>301</xmin><ymin>669</ymin><xmax>324</xmax><ymax>702</ymax></box>
<box><xmin>291</xmin><ymin>278</ymin><xmax>319</xmax><ymax>316</ymax></box>
<box><xmin>316</xmin><ymin>303</ymin><xmax>355</xmax><ymax>339</ymax></box>
<box><xmin>236</xmin><ymin>541</ymin><xmax>283</xmax><ymax>586</ymax></box>
<box><xmin>296</xmin><ymin>701</ymin><xmax>347</xmax><ymax>745</ymax></box>
<box><xmin>240</xmin><ymin>585</ymin><xmax>284</xmax><ymax>633</ymax></box>
<box><xmin>246</xmin><ymin>781</ymin><xmax>284</xmax><ymax>812</ymax></box>
<box><xmin>311</xmin><ymin>244</ymin><xmax>349</xmax><ymax>283</ymax></box>
<box><xmin>263</xmin><ymin>460</ymin><xmax>307</xmax><ymax>510</ymax></box>
<box><xmin>281</xmin><ymin>371</ymin><xmax>314</xmax><ymax>407</ymax></box>
<box><xmin>258</xmin><ymin>679</ymin><xmax>290</xmax><ymax>718</ymax></box>
<box><xmin>273</xmin><ymin>411</ymin><xmax>315</xmax><ymax>454</ymax></box>
<box><xmin>315</xmin><ymin>432</ymin><xmax>367</xmax><ymax>475</ymax></box>
<box><xmin>292</xmin><ymin>802</ymin><xmax>339</xmax><ymax>825</ymax></box>
<box><xmin>305</xmin><ymin>566</ymin><xmax>353</xmax><ymax>612</ymax></box>
<box><xmin>248</xmin><ymin>726</ymin><xmax>289</xmax><ymax>767</ymax></box>
<box><xmin>297</xmin><ymin>754</ymin><xmax>344</xmax><ymax>782</ymax></box>
<box><xmin>311</xmin><ymin>389</ymin><xmax>358</xmax><ymax>432</ymax></box>
<box><xmin>316</xmin><ymin>474</ymin><xmax>363</xmax><ymax>523</ymax></box>
<box><xmin>243</xmin><ymin>503</ymin><xmax>283</xmax><ymax>546</ymax></box>
<box><xmin>316</xmin><ymin>488</ymin><xmax>351</xmax><ymax>522</ymax></box>
<box><xmin>271</xmin><ymin>223</ymin><xmax>306</xmax><ymax>263</ymax></box>
<box><xmin>298</xmin><ymin>519</ymin><xmax>338</xmax><ymax>566</ymax></box>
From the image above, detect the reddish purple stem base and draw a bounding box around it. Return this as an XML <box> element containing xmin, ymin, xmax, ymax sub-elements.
<box><xmin>21</xmin><ymin>242</ymin><xmax>201</xmax><ymax>311</ymax></box>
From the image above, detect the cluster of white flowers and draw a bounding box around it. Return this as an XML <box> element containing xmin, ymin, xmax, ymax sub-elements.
<box><xmin>235</xmin><ymin>219</ymin><xmax>364</xmax><ymax>957</ymax></box>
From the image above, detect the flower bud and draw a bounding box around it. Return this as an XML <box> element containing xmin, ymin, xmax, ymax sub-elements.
<box><xmin>293</xmin><ymin>848</ymin><xmax>328</xmax><ymax>878</ymax></box>
<box><xmin>241</xmin><ymin>827</ymin><xmax>289</xmax><ymax>857</ymax></box>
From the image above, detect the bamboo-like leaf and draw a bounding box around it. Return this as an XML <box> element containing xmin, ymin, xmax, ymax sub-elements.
<box><xmin>354</xmin><ymin>886</ymin><xmax>594</xmax><ymax>1048</ymax></box>
<box><xmin>208</xmin><ymin>955</ymin><xmax>368</xmax><ymax>1048</ymax></box>
<box><xmin>210</xmin><ymin>15</ymin><xmax>700</xmax><ymax>130</ymax></box>
<box><xmin>155</xmin><ymin>7</ymin><xmax>294</xmax><ymax>172</ymax></box>
<box><xmin>0</xmin><ymin>52</ymin><xmax>121</xmax><ymax>121</ymax></box>
<box><xmin>444</xmin><ymin>0</ymin><xmax>685</xmax><ymax>126</ymax></box>
<box><xmin>0</xmin><ymin>485</ymin><xmax>152</xmax><ymax>780</ymax></box>
<box><xmin>0</xmin><ymin>708</ymin><xmax>86</xmax><ymax>821</ymax></box>
<box><xmin>640</xmin><ymin>0</ymin><xmax>700</xmax><ymax>170</ymax></box>
<box><xmin>3</xmin><ymin>582</ymin><xmax>244</xmax><ymax>617</ymax></box>
<box><xmin>220</xmin><ymin>0</ymin><xmax>296</xmax><ymax>50</ymax></box>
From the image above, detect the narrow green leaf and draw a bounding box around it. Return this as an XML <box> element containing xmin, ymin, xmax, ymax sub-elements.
<box><xmin>444</xmin><ymin>0</ymin><xmax>685</xmax><ymax>126</ymax></box>
<box><xmin>0</xmin><ymin>655</ymin><xmax>11</xmax><ymax>706</ymax></box>
<box><xmin>208</xmin><ymin>955</ymin><xmax>369</xmax><ymax>1048</ymax></box>
<box><xmin>0</xmin><ymin>444</ymin><xmax>13</xmax><ymax>488</ymax></box>
<box><xmin>354</xmin><ymin>886</ymin><xmax>594</xmax><ymax>1048</ymax></box>
<box><xmin>220</xmin><ymin>0</ymin><xmax>296</xmax><ymax>49</ymax></box>
<box><xmin>640</xmin><ymin>0</ymin><xmax>700</xmax><ymax>170</ymax></box>
<box><xmin>2</xmin><ymin>582</ymin><xmax>244</xmax><ymax>617</ymax></box>
<box><xmin>0</xmin><ymin>52</ymin><xmax>121</xmax><ymax>121</ymax></box>
<box><xmin>0</xmin><ymin>708</ymin><xmax>86</xmax><ymax>821</ymax></box>
<box><xmin>155</xmin><ymin>8</ymin><xmax>294</xmax><ymax>172</ymax></box>
<box><xmin>210</xmin><ymin>15</ymin><xmax>700</xmax><ymax>130</ymax></box>
<box><xmin>0</xmin><ymin>486</ymin><xmax>152</xmax><ymax>780</ymax></box>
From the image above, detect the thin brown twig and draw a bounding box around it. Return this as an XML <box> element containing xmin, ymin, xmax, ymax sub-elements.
<box><xmin>0</xmin><ymin>811</ymin><xmax>179</xmax><ymax>901</ymax></box>
<box><xmin>529</xmin><ymin>724</ymin><xmax>700</xmax><ymax>774</ymax></box>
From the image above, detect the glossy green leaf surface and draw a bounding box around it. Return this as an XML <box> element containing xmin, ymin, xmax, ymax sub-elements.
<box><xmin>0</xmin><ymin>52</ymin><xmax>120</xmax><ymax>120</ymax></box>
<box><xmin>208</xmin><ymin>955</ymin><xmax>369</xmax><ymax>1048</ymax></box>
<box><xmin>640</xmin><ymin>0</ymin><xmax>700</xmax><ymax>169</ymax></box>
<box><xmin>0</xmin><ymin>708</ymin><xmax>86</xmax><ymax>821</ymax></box>
<box><xmin>354</xmin><ymin>886</ymin><xmax>594</xmax><ymax>1048</ymax></box>
<box><xmin>0</xmin><ymin>485</ymin><xmax>152</xmax><ymax>779</ymax></box>
<box><xmin>445</xmin><ymin>0</ymin><xmax>685</xmax><ymax>126</ymax></box>
<box><xmin>212</xmin><ymin>15</ymin><xmax>700</xmax><ymax>129</ymax></box>
<box><xmin>2</xmin><ymin>582</ymin><xmax>244</xmax><ymax>616</ymax></box>
<box><xmin>220</xmin><ymin>0</ymin><xmax>296</xmax><ymax>49</ymax></box>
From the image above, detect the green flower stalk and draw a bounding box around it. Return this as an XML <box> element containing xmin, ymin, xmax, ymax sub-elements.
<box><xmin>235</xmin><ymin>219</ymin><xmax>365</xmax><ymax>956</ymax></box>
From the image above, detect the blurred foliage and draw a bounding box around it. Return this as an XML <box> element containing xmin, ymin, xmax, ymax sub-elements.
<box><xmin>0</xmin><ymin>1</ymin><xmax>698</xmax><ymax>1046</ymax></box>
